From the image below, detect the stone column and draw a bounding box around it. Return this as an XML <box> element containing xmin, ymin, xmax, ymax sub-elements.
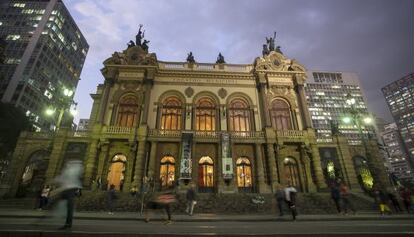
<box><xmin>148</xmin><ymin>141</ymin><xmax>158</xmax><ymax>180</ymax></box>
<box><xmin>140</xmin><ymin>82</ymin><xmax>152</xmax><ymax>125</ymax></box>
<box><xmin>336</xmin><ymin>136</ymin><xmax>362</xmax><ymax>192</ymax></box>
<box><xmin>132</xmin><ymin>139</ymin><xmax>146</xmax><ymax>187</ymax></box>
<box><xmin>97</xmin><ymin>81</ymin><xmax>112</xmax><ymax>124</ymax></box>
<box><xmin>96</xmin><ymin>143</ymin><xmax>109</xmax><ymax>187</ymax></box>
<box><xmin>367</xmin><ymin>139</ymin><xmax>392</xmax><ymax>189</ymax></box>
<box><xmin>300</xmin><ymin>145</ymin><xmax>317</xmax><ymax>192</ymax></box>
<box><xmin>255</xmin><ymin>143</ymin><xmax>270</xmax><ymax>193</ymax></box>
<box><xmin>45</xmin><ymin>129</ymin><xmax>67</xmax><ymax>182</ymax></box>
<box><xmin>266</xmin><ymin>143</ymin><xmax>278</xmax><ymax>192</ymax></box>
<box><xmin>6</xmin><ymin>134</ymin><xmax>31</xmax><ymax>197</ymax></box>
<box><xmin>83</xmin><ymin>140</ymin><xmax>99</xmax><ymax>188</ymax></box>
<box><xmin>295</xmin><ymin>81</ymin><xmax>312</xmax><ymax>129</ymax></box>
<box><xmin>310</xmin><ymin>143</ymin><xmax>327</xmax><ymax>190</ymax></box>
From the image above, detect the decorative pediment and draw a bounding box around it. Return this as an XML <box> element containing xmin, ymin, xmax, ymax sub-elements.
<box><xmin>103</xmin><ymin>46</ymin><xmax>157</xmax><ymax>66</ymax></box>
<box><xmin>254</xmin><ymin>51</ymin><xmax>305</xmax><ymax>72</ymax></box>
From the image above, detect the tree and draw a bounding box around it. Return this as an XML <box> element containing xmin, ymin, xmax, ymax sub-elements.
<box><xmin>0</xmin><ymin>102</ymin><xmax>33</xmax><ymax>158</ymax></box>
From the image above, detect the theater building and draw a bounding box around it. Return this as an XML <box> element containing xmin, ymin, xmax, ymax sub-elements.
<box><xmin>5</xmin><ymin>35</ymin><xmax>390</xmax><ymax>197</ymax></box>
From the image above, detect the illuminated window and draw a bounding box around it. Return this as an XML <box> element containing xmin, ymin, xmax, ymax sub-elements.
<box><xmin>228</xmin><ymin>98</ymin><xmax>252</xmax><ymax>132</ymax></box>
<box><xmin>6</xmin><ymin>35</ymin><xmax>20</xmax><ymax>40</ymax></box>
<box><xmin>195</xmin><ymin>97</ymin><xmax>216</xmax><ymax>131</ymax></box>
<box><xmin>270</xmin><ymin>99</ymin><xmax>292</xmax><ymax>130</ymax></box>
<box><xmin>353</xmin><ymin>156</ymin><xmax>373</xmax><ymax>191</ymax></box>
<box><xmin>159</xmin><ymin>96</ymin><xmax>182</xmax><ymax>130</ymax></box>
<box><xmin>107</xmin><ymin>154</ymin><xmax>127</xmax><ymax>191</ymax></box>
<box><xmin>236</xmin><ymin>157</ymin><xmax>252</xmax><ymax>188</ymax></box>
<box><xmin>198</xmin><ymin>156</ymin><xmax>214</xmax><ymax>192</ymax></box>
<box><xmin>116</xmin><ymin>95</ymin><xmax>139</xmax><ymax>127</ymax></box>
<box><xmin>160</xmin><ymin>156</ymin><xmax>175</xmax><ymax>188</ymax></box>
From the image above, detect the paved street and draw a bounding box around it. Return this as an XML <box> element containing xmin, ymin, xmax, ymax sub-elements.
<box><xmin>0</xmin><ymin>209</ymin><xmax>414</xmax><ymax>236</ymax></box>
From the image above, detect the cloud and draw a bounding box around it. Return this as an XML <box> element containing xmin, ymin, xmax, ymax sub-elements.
<box><xmin>67</xmin><ymin>0</ymin><xmax>414</xmax><ymax>123</ymax></box>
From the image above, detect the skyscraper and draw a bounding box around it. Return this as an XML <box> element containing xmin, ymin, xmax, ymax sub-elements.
<box><xmin>0</xmin><ymin>0</ymin><xmax>88</xmax><ymax>131</ymax></box>
<box><xmin>382</xmin><ymin>73</ymin><xmax>414</xmax><ymax>173</ymax></box>
<box><xmin>305</xmin><ymin>71</ymin><xmax>371</xmax><ymax>144</ymax></box>
<box><xmin>381</xmin><ymin>123</ymin><xmax>414</xmax><ymax>183</ymax></box>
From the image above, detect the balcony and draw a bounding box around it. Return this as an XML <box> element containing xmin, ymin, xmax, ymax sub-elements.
<box><xmin>147</xmin><ymin>129</ymin><xmax>264</xmax><ymax>142</ymax></box>
<box><xmin>276</xmin><ymin>130</ymin><xmax>307</xmax><ymax>142</ymax></box>
<box><xmin>102</xmin><ymin>126</ymin><xmax>133</xmax><ymax>135</ymax></box>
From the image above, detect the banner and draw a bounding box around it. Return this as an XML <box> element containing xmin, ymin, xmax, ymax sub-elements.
<box><xmin>179</xmin><ymin>132</ymin><xmax>193</xmax><ymax>179</ymax></box>
<box><xmin>221</xmin><ymin>132</ymin><xmax>233</xmax><ymax>180</ymax></box>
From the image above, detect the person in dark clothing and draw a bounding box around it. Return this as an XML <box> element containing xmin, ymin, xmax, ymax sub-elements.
<box><xmin>107</xmin><ymin>184</ymin><xmax>116</xmax><ymax>214</ymax></box>
<box><xmin>339</xmin><ymin>182</ymin><xmax>356</xmax><ymax>215</ymax></box>
<box><xmin>375</xmin><ymin>189</ymin><xmax>392</xmax><ymax>215</ymax></box>
<box><xmin>284</xmin><ymin>183</ymin><xmax>298</xmax><ymax>221</ymax></box>
<box><xmin>59</xmin><ymin>188</ymin><xmax>77</xmax><ymax>229</ymax></box>
<box><xmin>330</xmin><ymin>182</ymin><xmax>341</xmax><ymax>213</ymax></box>
<box><xmin>399</xmin><ymin>187</ymin><xmax>413</xmax><ymax>213</ymax></box>
<box><xmin>185</xmin><ymin>184</ymin><xmax>197</xmax><ymax>216</ymax></box>
<box><xmin>388</xmin><ymin>192</ymin><xmax>402</xmax><ymax>213</ymax></box>
<box><xmin>275</xmin><ymin>185</ymin><xmax>285</xmax><ymax>216</ymax></box>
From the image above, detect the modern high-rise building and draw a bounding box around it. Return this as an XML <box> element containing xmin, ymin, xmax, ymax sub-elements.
<box><xmin>77</xmin><ymin>118</ymin><xmax>89</xmax><ymax>131</ymax></box>
<box><xmin>382</xmin><ymin>73</ymin><xmax>414</xmax><ymax>173</ymax></box>
<box><xmin>0</xmin><ymin>0</ymin><xmax>88</xmax><ymax>131</ymax></box>
<box><xmin>381</xmin><ymin>123</ymin><xmax>414</xmax><ymax>183</ymax></box>
<box><xmin>305</xmin><ymin>71</ymin><xmax>371</xmax><ymax>144</ymax></box>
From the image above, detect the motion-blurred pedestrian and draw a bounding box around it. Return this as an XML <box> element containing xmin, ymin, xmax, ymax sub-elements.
<box><xmin>275</xmin><ymin>185</ymin><xmax>285</xmax><ymax>216</ymax></box>
<box><xmin>284</xmin><ymin>182</ymin><xmax>297</xmax><ymax>221</ymax></box>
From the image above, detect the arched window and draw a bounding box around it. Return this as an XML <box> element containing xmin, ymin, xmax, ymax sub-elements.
<box><xmin>236</xmin><ymin>157</ymin><xmax>252</xmax><ymax>191</ymax></box>
<box><xmin>198</xmin><ymin>156</ymin><xmax>214</xmax><ymax>192</ymax></box>
<box><xmin>107</xmin><ymin>154</ymin><xmax>127</xmax><ymax>191</ymax></box>
<box><xmin>228</xmin><ymin>98</ymin><xmax>252</xmax><ymax>132</ymax></box>
<box><xmin>160</xmin><ymin>96</ymin><xmax>183</xmax><ymax>130</ymax></box>
<box><xmin>160</xmin><ymin>156</ymin><xmax>175</xmax><ymax>188</ymax></box>
<box><xmin>283</xmin><ymin>157</ymin><xmax>301</xmax><ymax>190</ymax></box>
<box><xmin>117</xmin><ymin>95</ymin><xmax>139</xmax><ymax>127</ymax></box>
<box><xmin>195</xmin><ymin>97</ymin><xmax>216</xmax><ymax>131</ymax></box>
<box><xmin>270</xmin><ymin>99</ymin><xmax>292</xmax><ymax>130</ymax></box>
<box><xmin>353</xmin><ymin>156</ymin><xmax>373</xmax><ymax>191</ymax></box>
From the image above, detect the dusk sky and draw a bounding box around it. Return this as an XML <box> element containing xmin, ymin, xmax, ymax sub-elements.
<box><xmin>67</xmin><ymin>0</ymin><xmax>414</xmax><ymax>124</ymax></box>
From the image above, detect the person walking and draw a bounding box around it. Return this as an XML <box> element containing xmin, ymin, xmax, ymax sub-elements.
<box><xmin>284</xmin><ymin>183</ymin><xmax>298</xmax><ymax>221</ymax></box>
<box><xmin>275</xmin><ymin>185</ymin><xmax>285</xmax><ymax>216</ymax></box>
<box><xmin>53</xmin><ymin>160</ymin><xmax>83</xmax><ymax>230</ymax></box>
<box><xmin>107</xmin><ymin>184</ymin><xmax>117</xmax><ymax>215</ymax></box>
<box><xmin>330</xmin><ymin>182</ymin><xmax>341</xmax><ymax>213</ymax></box>
<box><xmin>185</xmin><ymin>183</ymin><xmax>197</xmax><ymax>216</ymax></box>
<box><xmin>144</xmin><ymin>190</ymin><xmax>176</xmax><ymax>224</ymax></box>
<box><xmin>339</xmin><ymin>182</ymin><xmax>355</xmax><ymax>215</ymax></box>
<box><xmin>399</xmin><ymin>187</ymin><xmax>413</xmax><ymax>213</ymax></box>
<box><xmin>388</xmin><ymin>191</ymin><xmax>402</xmax><ymax>213</ymax></box>
<box><xmin>38</xmin><ymin>185</ymin><xmax>51</xmax><ymax>210</ymax></box>
<box><xmin>377</xmin><ymin>189</ymin><xmax>392</xmax><ymax>216</ymax></box>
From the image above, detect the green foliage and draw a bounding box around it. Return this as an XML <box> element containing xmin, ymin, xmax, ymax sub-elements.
<box><xmin>0</xmin><ymin>102</ymin><xmax>33</xmax><ymax>157</ymax></box>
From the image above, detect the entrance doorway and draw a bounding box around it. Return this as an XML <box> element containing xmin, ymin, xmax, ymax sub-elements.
<box><xmin>107</xmin><ymin>154</ymin><xmax>126</xmax><ymax>191</ymax></box>
<box><xmin>236</xmin><ymin>157</ymin><xmax>253</xmax><ymax>192</ymax></box>
<box><xmin>198</xmin><ymin>156</ymin><xmax>214</xmax><ymax>192</ymax></box>
<box><xmin>283</xmin><ymin>157</ymin><xmax>301</xmax><ymax>191</ymax></box>
<box><xmin>160</xmin><ymin>156</ymin><xmax>175</xmax><ymax>189</ymax></box>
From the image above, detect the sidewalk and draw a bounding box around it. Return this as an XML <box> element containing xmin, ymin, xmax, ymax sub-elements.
<box><xmin>1</xmin><ymin>208</ymin><xmax>413</xmax><ymax>222</ymax></box>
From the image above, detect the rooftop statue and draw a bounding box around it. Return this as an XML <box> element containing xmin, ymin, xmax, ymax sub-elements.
<box><xmin>262</xmin><ymin>44</ymin><xmax>269</xmax><ymax>57</ymax></box>
<box><xmin>216</xmin><ymin>52</ymin><xmax>225</xmax><ymax>64</ymax></box>
<box><xmin>141</xmin><ymin>39</ymin><xmax>150</xmax><ymax>52</ymax></box>
<box><xmin>266</xmin><ymin>31</ymin><xmax>276</xmax><ymax>51</ymax></box>
<box><xmin>276</xmin><ymin>46</ymin><xmax>283</xmax><ymax>55</ymax></box>
<box><xmin>135</xmin><ymin>24</ymin><xmax>144</xmax><ymax>46</ymax></box>
<box><xmin>127</xmin><ymin>40</ymin><xmax>135</xmax><ymax>48</ymax></box>
<box><xmin>186</xmin><ymin>52</ymin><xmax>195</xmax><ymax>63</ymax></box>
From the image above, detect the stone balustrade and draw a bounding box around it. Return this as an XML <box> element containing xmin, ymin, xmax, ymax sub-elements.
<box><xmin>158</xmin><ymin>62</ymin><xmax>251</xmax><ymax>73</ymax></box>
<box><xmin>103</xmin><ymin>126</ymin><xmax>133</xmax><ymax>134</ymax></box>
<box><xmin>230</xmin><ymin>131</ymin><xmax>265</xmax><ymax>138</ymax></box>
<box><xmin>276</xmin><ymin>130</ymin><xmax>306</xmax><ymax>138</ymax></box>
<box><xmin>73</xmin><ymin>130</ymin><xmax>90</xmax><ymax>137</ymax></box>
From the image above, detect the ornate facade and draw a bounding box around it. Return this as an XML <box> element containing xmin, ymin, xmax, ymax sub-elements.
<box><xmin>4</xmin><ymin>37</ymin><xmax>391</xmax><ymax>197</ymax></box>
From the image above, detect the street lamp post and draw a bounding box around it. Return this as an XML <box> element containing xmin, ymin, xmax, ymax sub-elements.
<box><xmin>45</xmin><ymin>87</ymin><xmax>77</xmax><ymax>131</ymax></box>
<box><xmin>342</xmin><ymin>93</ymin><xmax>378</xmax><ymax>189</ymax></box>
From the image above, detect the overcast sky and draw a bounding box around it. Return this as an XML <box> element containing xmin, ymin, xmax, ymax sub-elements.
<box><xmin>67</xmin><ymin>0</ymin><xmax>414</xmax><ymax>124</ymax></box>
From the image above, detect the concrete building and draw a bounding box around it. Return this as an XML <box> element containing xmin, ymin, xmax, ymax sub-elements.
<box><xmin>381</xmin><ymin>123</ymin><xmax>414</xmax><ymax>184</ymax></box>
<box><xmin>0</xmin><ymin>0</ymin><xmax>88</xmax><ymax>131</ymax></box>
<box><xmin>77</xmin><ymin>118</ymin><xmax>89</xmax><ymax>131</ymax></box>
<box><xmin>305</xmin><ymin>71</ymin><xmax>372</xmax><ymax>144</ymax></box>
<box><xmin>382</xmin><ymin>73</ymin><xmax>414</xmax><ymax>174</ymax></box>
<box><xmin>5</xmin><ymin>32</ymin><xmax>390</xmax><ymax>200</ymax></box>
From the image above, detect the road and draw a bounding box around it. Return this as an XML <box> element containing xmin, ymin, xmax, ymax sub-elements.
<box><xmin>0</xmin><ymin>217</ymin><xmax>414</xmax><ymax>236</ymax></box>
